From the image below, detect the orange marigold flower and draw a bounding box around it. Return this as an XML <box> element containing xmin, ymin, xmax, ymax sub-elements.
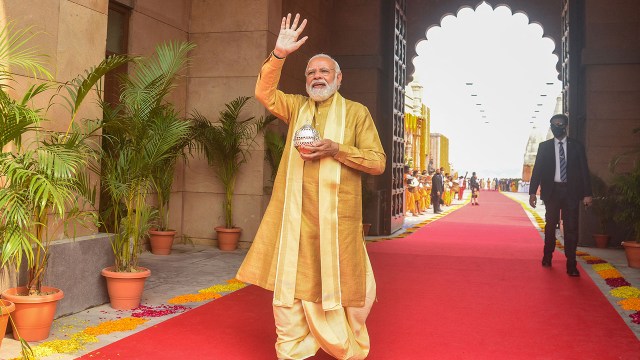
<box><xmin>168</xmin><ymin>292</ymin><xmax>222</xmax><ymax>304</ymax></box>
<box><xmin>618</xmin><ymin>298</ymin><xmax>640</xmax><ymax>311</ymax></box>
<box><xmin>597</xmin><ymin>269</ymin><xmax>623</xmax><ymax>279</ymax></box>
<box><xmin>581</xmin><ymin>256</ymin><xmax>601</xmax><ymax>261</ymax></box>
<box><xmin>83</xmin><ymin>317</ymin><xmax>148</xmax><ymax>336</ymax></box>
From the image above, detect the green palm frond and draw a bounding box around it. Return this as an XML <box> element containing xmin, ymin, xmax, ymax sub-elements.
<box><xmin>0</xmin><ymin>22</ymin><xmax>52</xmax><ymax>79</ymax></box>
<box><xmin>58</xmin><ymin>54</ymin><xmax>133</xmax><ymax>134</ymax></box>
<box><xmin>100</xmin><ymin>41</ymin><xmax>198</xmax><ymax>265</ymax></box>
<box><xmin>195</xmin><ymin>96</ymin><xmax>261</xmax><ymax>228</ymax></box>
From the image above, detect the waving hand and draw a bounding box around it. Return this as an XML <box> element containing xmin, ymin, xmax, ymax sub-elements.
<box><xmin>273</xmin><ymin>13</ymin><xmax>308</xmax><ymax>58</ymax></box>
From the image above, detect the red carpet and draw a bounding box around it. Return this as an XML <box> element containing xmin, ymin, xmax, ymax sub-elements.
<box><xmin>79</xmin><ymin>191</ymin><xmax>640</xmax><ymax>359</ymax></box>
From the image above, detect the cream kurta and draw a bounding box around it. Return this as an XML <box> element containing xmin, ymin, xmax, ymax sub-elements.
<box><xmin>236</xmin><ymin>54</ymin><xmax>386</xmax><ymax>307</ymax></box>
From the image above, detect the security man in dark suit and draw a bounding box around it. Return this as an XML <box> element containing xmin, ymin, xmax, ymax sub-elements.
<box><xmin>431</xmin><ymin>167</ymin><xmax>444</xmax><ymax>214</ymax></box>
<box><xmin>529</xmin><ymin>114</ymin><xmax>593</xmax><ymax>277</ymax></box>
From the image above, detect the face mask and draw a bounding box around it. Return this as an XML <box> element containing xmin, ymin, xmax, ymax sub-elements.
<box><xmin>550</xmin><ymin>124</ymin><xmax>566</xmax><ymax>138</ymax></box>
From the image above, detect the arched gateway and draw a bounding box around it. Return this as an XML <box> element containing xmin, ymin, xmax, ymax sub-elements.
<box><xmin>4</xmin><ymin>0</ymin><xmax>633</xmax><ymax>246</ymax></box>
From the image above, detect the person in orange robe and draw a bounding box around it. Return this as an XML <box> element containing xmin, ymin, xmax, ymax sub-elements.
<box><xmin>236</xmin><ymin>13</ymin><xmax>386</xmax><ymax>360</ymax></box>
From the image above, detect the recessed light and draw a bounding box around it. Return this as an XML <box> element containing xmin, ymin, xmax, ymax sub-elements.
<box><xmin>537</xmin><ymin>104</ymin><xmax>543</xmax><ymax>106</ymax></box>
<box><xmin>471</xmin><ymin>94</ymin><xmax>478</xmax><ymax>96</ymax></box>
<box><xmin>534</xmin><ymin>110</ymin><xmax>540</xmax><ymax>112</ymax></box>
<box><xmin>480</xmin><ymin>110</ymin><xmax>485</xmax><ymax>112</ymax></box>
<box><xmin>529</xmin><ymin>121</ymin><xmax>534</xmax><ymax>123</ymax></box>
<box><xmin>465</xmin><ymin>83</ymin><xmax>473</xmax><ymax>85</ymax></box>
<box><xmin>540</xmin><ymin>94</ymin><xmax>547</xmax><ymax>97</ymax></box>
<box><xmin>546</xmin><ymin>82</ymin><xmax>554</xmax><ymax>85</ymax></box>
<box><xmin>484</xmin><ymin>121</ymin><xmax>489</xmax><ymax>124</ymax></box>
<box><xmin>482</xmin><ymin>116</ymin><xmax>487</xmax><ymax>118</ymax></box>
<box><xmin>532</xmin><ymin>116</ymin><xmax>537</xmax><ymax>118</ymax></box>
<box><xmin>476</xmin><ymin>103</ymin><xmax>482</xmax><ymax>106</ymax></box>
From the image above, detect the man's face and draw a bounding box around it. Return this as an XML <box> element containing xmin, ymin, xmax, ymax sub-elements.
<box><xmin>550</xmin><ymin>118</ymin><xmax>568</xmax><ymax>138</ymax></box>
<box><xmin>305</xmin><ymin>57</ymin><xmax>342</xmax><ymax>102</ymax></box>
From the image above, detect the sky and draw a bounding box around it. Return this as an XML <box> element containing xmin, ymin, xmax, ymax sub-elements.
<box><xmin>412</xmin><ymin>2</ymin><xmax>561</xmax><ymax>179</ymax></box>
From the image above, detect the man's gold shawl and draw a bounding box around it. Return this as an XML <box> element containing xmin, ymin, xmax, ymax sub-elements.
<box><xmin>236</xmin><ymin>54</ymin><xmax>386</xmax><ymax>308</ymax></box>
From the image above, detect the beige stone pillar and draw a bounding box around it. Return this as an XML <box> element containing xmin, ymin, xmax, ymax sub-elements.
<box><xmin>183</xmin><ymin>0</ymin><xmax>283</xmax><ymax>247</ymax></box>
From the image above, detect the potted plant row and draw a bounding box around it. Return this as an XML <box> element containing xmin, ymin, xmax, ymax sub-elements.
<box><xmin>0</xmin><ymin>22</ymin><xmax>130</xmax><ymax>343</ymax></box>
<box><xmin>99</xmin><ymin>41</ymin><xmax>196</xmax><ymax>308</ymax></box>
<box><xmin>193</xmin><ymin>96</ymin><xmax>271</xmax><ymax>251</ymax></box>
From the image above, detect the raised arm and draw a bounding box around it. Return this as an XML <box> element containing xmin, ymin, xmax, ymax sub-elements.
<box><xmin>255</xmin><ymin>13</ymin><xmax>308</xmax><ymax>122</ymax></box>
<box><xmin>273</xmin><ymin>13</ymin><xmax>308</xmax><ymax>59</ymax></box>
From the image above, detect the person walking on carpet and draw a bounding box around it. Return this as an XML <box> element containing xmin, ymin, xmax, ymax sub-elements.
<box><xmin>469</xmin><ymin>172</ymin><xmax>480</xmax><ymax>205</ymax></box>
<box><xmin>236</xmin><ymin>13</ymin><xmax>386</xmax><ymax>360</ymax></box>
<box><xmin>529</xmin><ymin>114</ymin><xmax>593</xmax><ymax>277</ymax></box>
<box><xmin>431</xmin><ymin>167</ymin><xmax>444</xmax><ymax>214</ymax></box>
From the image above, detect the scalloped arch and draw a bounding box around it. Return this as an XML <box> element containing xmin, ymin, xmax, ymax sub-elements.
<box><xmin>407</xmin><ymin>1</ymin><xmax>561</xmax><ymax>84</ymax></box>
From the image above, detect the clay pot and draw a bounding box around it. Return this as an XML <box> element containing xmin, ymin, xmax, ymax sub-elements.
<box><xmin>101</xmin><ymin>267</ymin><xmax>151</xmax><ymax>310</ymax></box>
<box><xmin>592</xmin><ymin>234</ymin><xmax>610</xmax><ymax>249</ymax></box>
<box><xmin>621</xmin><ymin>241</ymin><xmax>640</xmax><ymax>268</ymax></box>
<box><xmin>149</xmin><ymin>229</ymin><xmax>176</xmax><ymax>255</ymax></box>
<box><xmin>1</xmin><ymin>286</ymin><xmax>64</xmax><ymax>341</ymax></box>
<box><xmin>215</xmin><ymin>227</ymin><xmax>242</xmax><ymax>251</ymax></box>
<box><xmin>0</xmin><ymin>300</ymin><xmax>15</xmax><ymax>347</ymax></box>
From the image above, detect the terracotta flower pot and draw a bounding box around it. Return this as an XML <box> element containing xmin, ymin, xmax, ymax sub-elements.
<box><xmin>592</xmin><ymin>234</ymin><xmax>610</xmax><ymax>249</ymax></box>
<box><xmin>215</xmin><ymin>226</ymin><xmax>241</xmax><ymax>251</ymax></box>
<box><xmin>0</xmin><ymin>300</ymin><xmax>15</xmax><ymax>347</ymax></box>
<box><xmin>101</xmin><ymin>267</ymin><xmax>151</xmax><ymax>310</ymax></box>
<box><xmin>621</xmin><ymin>241</ymin><xmax>640</xmax><ymax>269</ymax></box>
<box><xmin>1</xmin><ymin>286</ymin><xmax>64</xmax><ymax>341</ymax></box>
<box><xmin>149</xmin><ymin>229</ymin><xmax>176</xmax><ymax>255</ymax></box>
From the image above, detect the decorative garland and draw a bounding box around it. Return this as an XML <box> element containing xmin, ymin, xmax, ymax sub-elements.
<box><xmin>367</xmin><ymin>199</ymin><xmax>468</xmax><ymax>243</ymax></box>
<box><xmin>509</xmin><ymin>194</ymin><xmax>640</xmax><ymax>326</ymax></box>
<box><xmin>13</xmin><ymin>278</ymin><xmax>248</xmax><ymax>359</ymax></box>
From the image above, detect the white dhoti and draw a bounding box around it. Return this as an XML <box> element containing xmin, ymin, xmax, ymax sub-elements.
<box><xmin>274</xmin><ymin>254</ymin><xmax>376</xmax><ymax>360</ymax></box>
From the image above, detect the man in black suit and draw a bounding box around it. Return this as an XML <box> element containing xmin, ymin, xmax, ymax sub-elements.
<box><xmin>529</xmin><ymin>114</ymin><xmax>593</xmax><ymax>277</ymax></box>
<box><xmin>431</xmin><ymin>167</ymin><xmax>444</xmax><ymax>214</ymax></box>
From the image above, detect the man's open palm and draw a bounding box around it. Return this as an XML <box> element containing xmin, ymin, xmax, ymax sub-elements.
<box><xmin>274</xmin><ymin>13</ymin><xmax>308</xmax><ymax>58</ymax></box>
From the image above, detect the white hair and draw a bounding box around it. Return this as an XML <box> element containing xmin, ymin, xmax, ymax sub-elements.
<box><xmin>306</xmin><ymin>53</ymin><xmax>341</xmax><ymax>74</ymax></box>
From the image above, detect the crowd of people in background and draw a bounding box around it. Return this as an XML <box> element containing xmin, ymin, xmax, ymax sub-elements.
<box><xmin>403</xmin><ymin>166</ymin><xmax>532</xmax><ymax>216</ymax></box>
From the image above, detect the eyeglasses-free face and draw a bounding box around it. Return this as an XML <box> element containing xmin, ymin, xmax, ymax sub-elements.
<box><xmin>305</xmin><ymin>68</ymin><xmax>335</xmax><ymax>78</ymax></box>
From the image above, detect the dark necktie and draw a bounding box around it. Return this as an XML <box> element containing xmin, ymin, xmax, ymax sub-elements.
<box><xmin>559</xmin><ymin>141</ymin><xmax>567</xmax><ymax>182</ymax></box>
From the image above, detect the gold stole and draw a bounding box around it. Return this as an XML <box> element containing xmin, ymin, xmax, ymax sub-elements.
<box><xmin>273</xmin><ymin>92</ymin><xmax>346</xmax><ymax>311</ymax></box>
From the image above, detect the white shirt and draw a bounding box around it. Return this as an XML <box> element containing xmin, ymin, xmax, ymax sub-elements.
<box><xmin>554</xmin><ymin>137</ymin><xmax>568</xmax><ymax>182</ymax></box>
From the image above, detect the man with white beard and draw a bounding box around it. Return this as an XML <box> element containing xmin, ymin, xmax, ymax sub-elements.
<box><xmin>236</xmin><ymin>12</ymin><xmax>386</xmax><ymax>360</ymax></box>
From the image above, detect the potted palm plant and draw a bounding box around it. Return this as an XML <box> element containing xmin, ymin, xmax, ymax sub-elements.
<box><xmin>609</xmin><ymin>127</ymin><xmax>640</xmax><ymax>267</ymax></box>
<box><xmin>0</xmin><ymin>23</ymin><xmax>130</xmax><ymax>341</ymax></box>
<box><xmin>99</xmin><ymin>41</ymin><xmax>194</xmax><ymax>308</ymax></box>
<box><xmin>147</xmin><ymin>106</ymin><xmax>199</xmax><ymax>255</ymax></box>
<box><xmin>613</xmin><ymin>162</ymin><xmax>640</xmax><ymax>268</ymax></box>
<box><xmin>194</xmin><ymin>96</ymin><xmax>264</xmax><ymax>250</ymax></box>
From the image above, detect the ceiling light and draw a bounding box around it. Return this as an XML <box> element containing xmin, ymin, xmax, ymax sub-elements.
<box><xmin>546</xmin><ymin>82</ymin><xmax>554</xmax><ymax>85</ymax></box>
<box><xmin>537</xmin><ymin>104</ymin><xmax>543</xmax><ymax>106</ymax></box>
<box><xmin>465</xmin><ymin>82</ymin><xmax>473</xmax><ymax>85</ymax></box>
<box><xmin>540</xmin><ymin>94</ymin><xmax>547</xmax><ymax>96</ymax></box>
<box><xmin>471</xmin><ymin>94</ymin><xmax>478</xmax><ymax>96</ymax></box>
<box><xmin>476</xmin><ymin>103</ymin><xmax>482</xmax><ymax>106</ymax></box>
